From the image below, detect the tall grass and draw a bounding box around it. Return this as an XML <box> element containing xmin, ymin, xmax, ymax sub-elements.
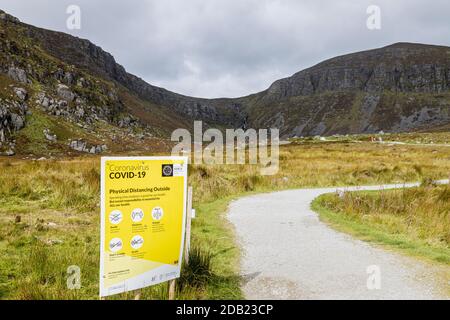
<box><xmin>0</xmin><ymin>160</ymin><xmax>100</xmax><ymax>211</ymax></box>
<box><xmin>315</xmin><ymin>185</ymin><xmax>450</xmax><ymax>263</ymax></box>
<box><xmin>178</xmin><ymin>247</ymin><xmax>213</xmax><ymax>292</ymax></box>
<box><xmin>1</xmin><ymin>139</ymin><xmax>450</xmax><ymax>299</ymax></box>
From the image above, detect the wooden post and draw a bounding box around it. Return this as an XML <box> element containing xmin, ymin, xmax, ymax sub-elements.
<box><xmin>184</xmin><ymin>186</ymin><xmax>193</xmax><ymax>264</ymax></box>
<box><xmin>167</xmin><ymin>185</ymin><xmax>192</xmax><ymax>300</ymax></box>
<box><xmin>168</xmin><ymin>279</ymin><xmax>176</xmax><ymax>300</ymax></box>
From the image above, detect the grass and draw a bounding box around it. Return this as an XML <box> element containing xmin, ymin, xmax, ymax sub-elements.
<box><xmin>312</xmin><ymin>184</ymin><xmax>450</xmax><ymax>265</ymax></box>
<box><xmin>13</xmin><ymin>109</ymin><xmax>99</xmax><ymax>157</ymax></box>
<box><xmin>0</xmin><ymin>160</ymin><xmax>244</xmax><ymax>300</ymax></box>
<box><xmin>1</xmin><ymin>135</ymin><xmax>450</xmax><ymax>299</ymax></box>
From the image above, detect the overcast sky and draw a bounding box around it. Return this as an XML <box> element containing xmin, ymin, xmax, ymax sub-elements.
<box><xmin>2</xmin><ymin>0</ymin><xmax>449</xmax><ymax>98</ymax></box>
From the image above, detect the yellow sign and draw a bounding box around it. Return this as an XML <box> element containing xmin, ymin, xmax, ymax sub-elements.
<box><xmin>99</xmin><ymin>156</ymin><xmax>188</xmax><ymax>297</ymax></box>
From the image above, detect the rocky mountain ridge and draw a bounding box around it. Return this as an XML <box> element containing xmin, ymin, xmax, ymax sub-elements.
<box><xmin>247</xmin><ymin>42</ymin><xmax>450</xmax><ymax>136</ymax></box>
<box><xmin>1</xmin><ymin>9</ymin><xmax>450</xmax><ymax>156</ymax></box>
<box><xmin>24</xmin><ymin>10</ymin><xmax>450</xmax><ymax>137</ymax></box>
<box><xmin>0</xmin><ymin>10</ymin><xmax>157</xmax><ymax>156</ymax></box>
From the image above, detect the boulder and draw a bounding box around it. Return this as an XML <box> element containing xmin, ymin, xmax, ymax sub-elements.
<box><xmin>64</xmin><ymin>72</ymin><xmax>75</xmax><ymax>85</ymax></box>
<box><xmin>76</xmin><ymin>77</ymin><xmax>86</xmax><ymax>88</ymax></box>
<box><xmin>7</xmin><ymin>66</ymin><xmax>28</xmax><ymax>83</ymax></box>
<box><xmin>56</xmin><ymin>84</ymin><xmax>75</xmax><ymax>102</ymax></box>
<box><xmin>10</xmin><ymin>113</ymin><xmax>25</xmax><ymax>131</ymax></box>
<box><xmin>43</xmin><ymin>129</ymin><xmax>57</xmax><ymax>142</ymax></box>
<box><xmin>69</xmin><ymin>140</ymin><xmax>88</xmax><ymax>152</ymax></box>
<box><xmin>13</xmin><ymin>87</ymin><xmax>27</xmax><ymax>101</ymax></box>
<box><xmin>40</xmin><ymin>96</ymin><xmax>50</xmax><ymax>108</ymax></box>
<box><xmin>68</xmin><ymin>139</ymin><xmax>107</xmax><ymax>154</ymax></box>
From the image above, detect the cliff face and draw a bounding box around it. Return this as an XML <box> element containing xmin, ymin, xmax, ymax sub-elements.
<box><xmin>1</xmin><ymin>8</ymin><xmax>450</xmax><ymax>150</ymax></box>
<box><xmin>247</xmin><ymin>43</ymin><xmax>450</xmax><ymax>136</ymax></box>
<box><xmin>0</xmin><ymin>10</ymin><xmax>163</xmax><ymax>156</ymax></box>
<box><xmin>23</xmin><ymin>18</ymin><xmax>247</xmax><ymax>127</ymax></box>
<box><xmin>266</xmin><ymin>43</ymin><xmax>450</xmax><ymax>99</ymax></box>
<box><xmin>26</xmin><ymin>17</ymin><xmax>450</xmax><ymax>137</ymax></box>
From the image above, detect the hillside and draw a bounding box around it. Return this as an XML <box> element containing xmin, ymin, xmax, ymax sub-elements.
<box><xmin>247</xmin><ymin>42</ymin><xmax>450</xmax><ymax>136</ymax></box>
<box><xmin>0</xmin><ymin>10</ymin><xmax>183</xmax><ymax>156</ymax></box>
<box><xmin>1</xmin><ymin>9</ymin><xmax>450</xmax><ymax>156</ymax></box>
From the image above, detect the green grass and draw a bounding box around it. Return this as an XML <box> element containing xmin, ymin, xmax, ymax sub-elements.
<box><xmin>191</xmin><ymin>196</ymin><xmax>243</xmax><ymax>299</ymax></box>
<box><xmin>14</xmin><ymin>110</ymin><xmax>85</xmax><ymax>156</ymax></box>
<box><xmin>312</xmin><ymin>187</ymin><xmax>450</xmax><ymax>265</ymax></box>
<box><xmin>0</xmin><ymin>160</ymin><xmax>246</xmax><ymax>300</ymax></box>
<box><xmin>0</xmin><ymin>162</ymin><xmax>241</xmax><ymax>299</ymax></box>
<box><xmin>0</xmin><ymin>207</ymin><xmax>227</xmax><ymax>300</ymax></box>
<box><xmin>1</xmin><ymin>136</ymin><xmax>450</xmax><ymax>299</ymax></box>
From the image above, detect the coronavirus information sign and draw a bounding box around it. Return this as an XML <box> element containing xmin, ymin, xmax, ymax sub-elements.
<box><xmin>99</xmin><ymin>156</ymin><xmax>188</xmax><ymax>297</ymax></box>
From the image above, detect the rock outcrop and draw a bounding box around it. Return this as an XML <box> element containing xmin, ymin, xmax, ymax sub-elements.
<box><xmin>1</xmin><ymin>8</ymin><xmax>450</xmax><ymax>145</ymax></box>
<box><xmin>265</xmin><ymin>43</ymin><xmax>450</xmax><ymax>100</ymax></box>
<box><xmin>0</xmin><ymin>98</ymin><xmax>27</xmax><ymax>154</ymax></box>
<box><xmin>43</xmin><ymin>129</ymin><xmax>57</xmax><ymax>142</ymax></box>
<box><xmin>22</xmin><ymin>16</ymin><xmax>450</xmax><ymax>136</ymax></box>
<box><xmin>68</xmin><ymin>140</ymin><xmax>107</xmax><ymax>154</ymax></box>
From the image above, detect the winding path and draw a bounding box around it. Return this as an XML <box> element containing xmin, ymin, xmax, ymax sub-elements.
<box><xmin>228</xmin><ymin>181</ymin><xmax>449</xmax><ymax>300</ymax></box>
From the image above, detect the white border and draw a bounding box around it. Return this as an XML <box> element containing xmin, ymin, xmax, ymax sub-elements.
<box><xmin>99</xmin><ymin>156</ymin><xmax>188</xmax><ymax>297</ymax></box>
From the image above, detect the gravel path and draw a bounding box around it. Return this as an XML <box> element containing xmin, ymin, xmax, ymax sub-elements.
<box><xmin>228</xmin><ymin>181</ymin><xmax>449</xmax><ymax>300</ymax></box>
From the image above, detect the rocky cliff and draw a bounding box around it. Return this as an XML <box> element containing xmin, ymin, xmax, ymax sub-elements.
<box><xmin>22</xmin><ymin>16</ymin><xmax>247</xmax><ymax>127</ymax></box>
<box><xmin>249</xmin><ymin>43</ymin><xmax>450</xmax><ymax>136</ymax></box>
<box><xmin>1</xmin><ymin>8</ymin><xmax>450</xmax><ymax>156</ymax></box>
<box><xmin>0</xmin><ymin>10</ymin><xmax>157</xmax><ymax>156</ymax></box>
<box><xmin>22</xmin><ymin>12</ymin><xmax>450</xmax><ymax>137</ymax></box>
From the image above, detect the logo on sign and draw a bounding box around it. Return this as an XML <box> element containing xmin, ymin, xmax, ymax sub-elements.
<box><xmin>162</xmin><ymin>164</ymin><xmax>173</xmax><ymax>177</ymax></box>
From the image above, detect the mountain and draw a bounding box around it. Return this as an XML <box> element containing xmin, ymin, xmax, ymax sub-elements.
<box><xmin>245</xmin><ymin>42</ymin><xmax>450</xmax><ymax>136</ymax></box>
<box><xmin>1</xmin><ymin>9</ymin><xmax>450</xmax><ymax>156</ymax></box>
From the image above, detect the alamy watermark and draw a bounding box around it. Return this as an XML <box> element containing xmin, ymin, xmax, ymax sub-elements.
<box><xmin>171</xmin><ymin>121</ymin><xmax>280</xmax><ymax>175</ymax></box>
<box><xmin>366</xmin><ymin>265</ymin><xmax>381</xmax><ymax>290</ymax></box>
<box><xmin>67</xmin><ymin>265</ymin><xmax>81</xmax><ymax>290</ymax></box>
<box><xmin>366</xmin><ymin>5</ymin><xmax>381</xmax><ymax>30</ymax></box>
<box><xmin>66</xmin><ymin>5</ymin><xmax>81</xmax><ymax>30</ymax></box>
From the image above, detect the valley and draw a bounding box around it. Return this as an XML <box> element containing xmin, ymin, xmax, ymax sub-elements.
<box><xmin>2</xmin><ymin>9</ymin><xmax>450</xmax><ymax>158</ymax></box>
<box><xmin>0</xmin><ymin>8</ymin><xmax>449</xmax><ymax>301</ymax></box>
<box><xmin>0</xmin><ymin>134</ymin><xmax>449</xmax><ymax>299</ymax></box>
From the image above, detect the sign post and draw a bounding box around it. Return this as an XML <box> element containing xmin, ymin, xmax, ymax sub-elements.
<box><xmin>99</xmin><ymin>156</ymin><xmax>188</xmax><ymax>298</ymax></box>
<box><xmin>168</xmin><ymin>279</ymin><xmax>176</xmax><ymax>300</ymax></box>
<box><xmin>184</xmin><ymin>186</ymin><xmax>193</xmax><ymax>264</ymax></box>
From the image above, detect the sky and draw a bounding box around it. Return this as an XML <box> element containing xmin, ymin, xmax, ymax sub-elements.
<box><xmin>1</xmin><ymin>0</ymin><xmax>449</xmax><ymax>98</ymax></box>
